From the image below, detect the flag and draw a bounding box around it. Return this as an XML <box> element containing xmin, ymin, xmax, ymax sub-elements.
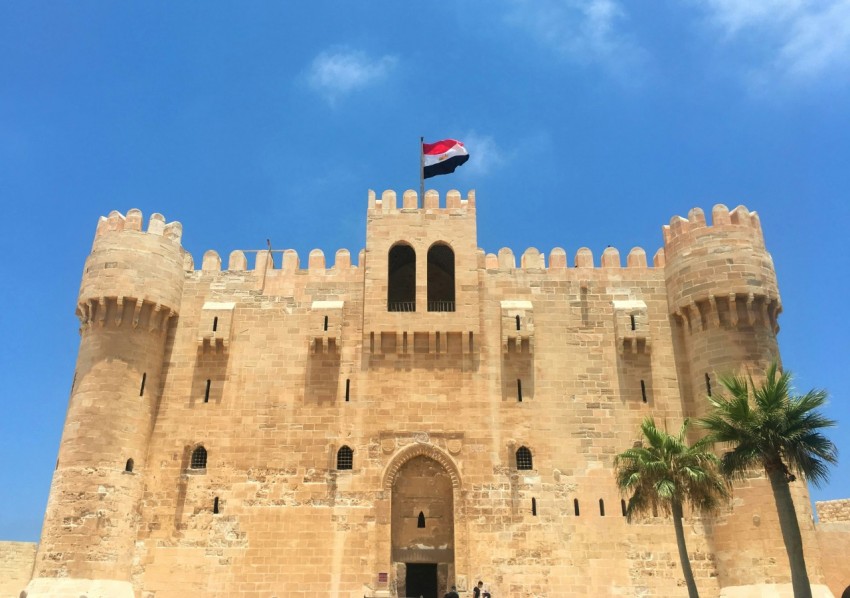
<box><xmin>422</xmin><ymin>139</ymin><xmax>469</xmax><ymax>179</ymax></box>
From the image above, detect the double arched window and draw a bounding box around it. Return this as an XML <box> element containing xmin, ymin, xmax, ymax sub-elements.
<box><xmin>387</xmin><ymin>242</ymin><xmax>456</xmax><ymax>312</ymax></box>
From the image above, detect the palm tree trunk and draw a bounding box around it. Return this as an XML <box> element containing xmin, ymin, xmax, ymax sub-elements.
<box><xmin>671</xmin><ymin>500</ymin><xmax>699</xmax><ymax>598</ymax></box>
<box><xmin>766</xmin><ymin>466</ymin><xmax>812</xmax><ymax>598</ymax></box>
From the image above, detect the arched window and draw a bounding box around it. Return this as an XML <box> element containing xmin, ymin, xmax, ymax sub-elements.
<box><xmin>124</xmin><ymin>458</ymin><xmax>134</xmax><ymax>473</ymax></box>
<box><xmin>388</xmin><ymin>244</ymin><xmax>416</xmax><ymax>312</ymax></box>
<box><xmin>417</xmin><ymin>512</ymin><xmax>426</xmax><ymax>528</ymax></box>
<box><xmin>427</xmin><ymin>243</ymin><xmax>455</xmax><ymax>312</ymax></box>
<box><xmin>516</xmin><ymin>446</ymin><xmax>533</xmax><ymax>470</ymax></box>
<box><xmin>190</xmin><ymin>446</ymin><xmax>207</xmax><ymax>469</ymax></box>
<box><xmin>337</xmin><ymin>445</ymin><xmax>353</xmax><ymax>470</ymax></box>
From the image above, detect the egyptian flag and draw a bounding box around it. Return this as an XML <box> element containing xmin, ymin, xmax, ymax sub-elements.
<box><xmin>423</xmin><ymin>139</ymin><xmax>469</xmax><ymax>179</ymax></box>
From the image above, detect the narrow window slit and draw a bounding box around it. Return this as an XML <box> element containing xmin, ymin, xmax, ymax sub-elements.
<box><xmin>212</xmin><ymin>316</ymin><xmax>218</xmax><ymax>332</ymax></box>
<box><xmin>640</xmin><ymin>379</ymin><xmax>647</xmax><ymax>403</ymax></box>
<box><xmin>574</xmin><ymin>499</ymin><xmax>580</xmax><ymax>516</ymax></box>
<box><xmin>139</xmin><ymin>373</ymin><xmax>146</xmax><ymax>396</ymax></box>
<box><xmin>468</xmin><ymin>331</ymin><xmax>474</xmax><ymax>352</ymax></box>
<box><xmin>213</xmin><ymin>497</ymin><xmax>220</xmax><ymax>514</ymax></box>
<box><xmin>599</xmin><ymin>499</ymin><xmax>605</xmax><ymax>516</ymax></box>
<box><xmin>345</xmin><ymin>379</ymin><xmax>350</xmax><ymax>402</ymax></box>
<box><xmin>705</xmin><ymin>373</ymin><xmax>712</xmax><ymax>397</ymax></box>
<box><xmin>517</xmin><ymin>379</ymin><xmax>523</xmax><ymax>402</ymax></box>
<box><xmin>515</xmin><ymin>315</ymin><xmax>521</xmax><ymax>330</ymax></box>
<box><xmin>323</xmin><ymin>315</ymin><xmax>328</xmax><ymax>331</ymax></box>
<box><xmin>630</xmin><ymin>314</ymin><xmax>636</xmax><ymax>330</ymax></box>
<box><xmin>204</xmin><ymin>379</ymin><xmax>211</xmax><ymax>403</ymax></box>
<box><xmin>531</xmin><ymin>497</ymin><xmax>537</xmax><ymax>516</ymax></box>
<box><xmin>621</xmin><ymin>499</ymin><xmax>627</xmax><ymax>517</ymax></box>
<box><xmin>417</xmin><ymin>512</ymin><xmax>425</xmax><ymax>528</ymax></box>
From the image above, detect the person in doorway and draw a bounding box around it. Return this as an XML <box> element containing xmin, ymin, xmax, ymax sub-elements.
<box><xmin>473</xmin><ymin>581</ymin><xmax>483</xmax><ymax>598</ymax></box>
<box><xmin>444</xmin><ymin>585</ymin><xmax>459</xmax><ymax>598</ymax></box>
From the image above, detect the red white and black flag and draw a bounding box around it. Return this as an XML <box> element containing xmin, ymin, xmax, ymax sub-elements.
<box><xmin>422</xmin><ymin>139</ymin><xmax>469</xmax><ymax>179</ymax></box>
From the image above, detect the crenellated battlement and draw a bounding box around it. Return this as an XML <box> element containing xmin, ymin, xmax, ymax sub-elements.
<box><xmin>482</xmin><ymin>246</ymin><xmax>657</xmax><ymax>271</ymax></box>
<box><xmin>191</xmin><ymin>247</ymin><xmax>362</xmax><ymax>274</ymax></box>
<box><xmin>367</xmin><ymin>189</ymin><xmax>475</xmax><ymax>213</ymax></box>
<box><xmin>93</xmin><ymin>208</ymin><xmax>183</xmax><ymax>247</ymax></box>
<box><xmin>662</xmin><ymin>204</ymin><xmax>764</xmax><ymax>255</ymax></box>
<box><xmin>80</xmin><ymin>209</ymin><xmax>186</xmax><ymax>323</ymax></box>
<box><xmin>662</xmin><ymin>204</ymin><xmax>780</xmax><ymax>332</ymax></box>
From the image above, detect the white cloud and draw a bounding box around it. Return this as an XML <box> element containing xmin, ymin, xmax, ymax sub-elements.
<box><xmin>307</xmin><ymin>48</ymin><xmax>397</xmax><ymax>103</ymax></box>
<box><xmin>461</xmin><ymin>132</ymin><xmax>508</xmax><ymax>177</ymax></box>
<box><xmin>700</xmin><ymin>0</ymin><xmax>850</xmax><ymax>85</ymax></box>
<box><xmin>501</xmin><ymin>0</ymin><xmax>645</xmax><ymax>77</ymax></box>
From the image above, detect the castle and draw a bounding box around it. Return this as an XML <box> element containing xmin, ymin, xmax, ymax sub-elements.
<box><xmin>3</xmin><ymin>189</ymin><xmax>850</xmax><ymax>598</ymax></box>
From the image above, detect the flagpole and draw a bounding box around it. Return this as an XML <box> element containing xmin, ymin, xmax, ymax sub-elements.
<box><xmin>419</xmin><ymin>136</ymin><xmax>425</xmax><ymax>208</ymax></box>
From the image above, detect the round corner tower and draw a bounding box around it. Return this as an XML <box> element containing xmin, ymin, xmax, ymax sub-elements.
<box><xmin>662</xmin><ymin>204</ymin><xmax>781</xmax><ymax>421</ymax></box>
<box><xmin>28</xmin><ymin>209</ymin><xmax>185</xmax><ymax>597</ymax></box>
<box><xmin>662</xmin><ymin>204</ymin><xmax>822</xmax><ymax>591</ymax></box>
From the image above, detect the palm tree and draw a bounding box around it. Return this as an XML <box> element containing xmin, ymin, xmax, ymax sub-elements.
<box><xmin>699</xmin><ymin>361</ymin><xmax>837</xmax><ymax>598</ymax></box>
<box><xmin>614</xmin><ymin>417</ymin><xmax>729</xmax><ymax>598</ymax></box>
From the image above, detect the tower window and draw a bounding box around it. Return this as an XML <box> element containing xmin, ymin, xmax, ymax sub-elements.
<box><xmin>345</xmin><ymin>378</ymin><xmax>350</xmax><ymax>402</ymax></box>
<box><xmin>630</xmin><ymin>314</ymin><xmax>636</xmax><ymax>330</ymax></box>
<box><xmin>427</xmin><ymin>243</ymin><xmax>455</xmax><ymax>312</ymax></box>
<box><xmin>323</xmin><ymin>315</ymin><xmax>328</xmax><ymax>331</ymax></box>
<box><xmin>621</xmin><ymin>499</ymin><xmax>627</xmax><ymax>517</ymax></box>
<box><xmin>190</xmin><ymin>446</ymin><xmax>207</xmax><ymax>469</ymax></box>
<box><xmin>516</xmin><ymin>315</ymin><xmax>521</xmax><ymax>330</ymax></box>
<box><xmin>532</xmin><ymin>497</ymin><xmax>537</xmax><ymax>516</ymax></box>
<box><xmin>337</xmin><ymin>445</ymin><xmax>353</xmax><ymax>470</ymax></box>
<box><xmin>516</xmin><ymin>446</ymin><xmax>533</xmax><ymax>470</ymax></box>
<box><xmin>517</xmin><ymin>379</ymin><xmax>523</xmax><ymax>402</ymax></box>
<box><xmin>574</xmin><ymin>498</ymin><xmax>580</xmax><ymax>516</ymax></box>
<box><xmin>599</xmin><ymin>499</ymin><xmax>605</xmax><ymax>516</ymax></box>
<box><xmin>125</xmin><ymin>458</ymin><xmax>134</xmax><ymax>473</ymax></box>
<box><xmin>139</xmin><ymin>373</ymin><xmax>146</xmax><ymax>396</ymax></box>
<box><xmin>212</xmin><ymin>316</ymin><xmax>218</xmax><ymax>332</ymax></box>
<box><xmin>640</xmin><ymin>379</ymin><xmax>647</xmax><ymax>403</ymax></box>
<box><xmin>204</xmin><ymin>379</ymin><xmax>211</xmax><ymax>403</ymax></box>
<box><xmin>388</xmin><ymin>244</ymin><xmax>416</xmax><ymax>312</ymax></box>
<box><xmin>705</xmin><ymin>373</ymin><xmax>712</xmax><ymax>397</ymax></box>
<box><xmin>213</xmin><ymin>497</ymin><xmax>220</xmax><ymax>514</ymax></box>
<box><xmin>417</xmin><ymin>511</ymin><xmax>426</xmax><ymax>528</ymax></box>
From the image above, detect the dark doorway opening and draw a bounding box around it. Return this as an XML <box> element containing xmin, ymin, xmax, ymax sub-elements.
<box><xmin>405</xmin><ymin>563</ymin><xmax>437</xmax><ymax>598</ymax></box>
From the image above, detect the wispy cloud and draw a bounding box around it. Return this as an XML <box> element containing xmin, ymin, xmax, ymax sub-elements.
<box><xmin>307</xmin><ymin>48</ymin><xmax>398</xmax><ymax>104</ymax></box>
<box><xmin>462</xmin><ymin>132</ymin><xmax>508</xmax><ymax>177</ymax></box>
<box><xmin>501</xmin><ymin>0</ymin><xmax>645</xmax><ymax>79</ymax></box>
<box><xmin>700</xmin><ymin>0</ymin><xmax>850</xmax><ymax>86</ymax></box>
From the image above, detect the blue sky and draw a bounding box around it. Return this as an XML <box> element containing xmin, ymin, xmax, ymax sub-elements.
<box><xmin>1</xmin><ymin>1</ymin><xmax>849</xmax><ymax>542</ymax></box>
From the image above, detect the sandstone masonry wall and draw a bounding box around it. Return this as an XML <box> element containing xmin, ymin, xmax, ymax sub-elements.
<box><xmin>0</xmin><ymin>542</ymin><xmax>35</xmax><ymax>598</ymax></box>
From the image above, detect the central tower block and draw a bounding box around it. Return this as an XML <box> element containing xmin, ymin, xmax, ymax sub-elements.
<box><xmin>362</xmin><ymin>189</ymin><xmax>481</xmax><ymax>355</ymax></box>
<box><xmin>28</xmin><ymin>210</ymin><xmax>185</xmax><ymax>598</ymax></box>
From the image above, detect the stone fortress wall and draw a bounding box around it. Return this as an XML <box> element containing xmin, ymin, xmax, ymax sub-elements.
<box><xmin>7</xmin><ymin>190</ymin><xmax>850</xmax><ymax>598</ymax></box>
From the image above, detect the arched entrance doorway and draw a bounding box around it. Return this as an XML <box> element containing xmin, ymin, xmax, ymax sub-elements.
<box><xmin>391</xmin><ymin>455</ymin><xmax>455</xmax><ymax>598</ymax></box>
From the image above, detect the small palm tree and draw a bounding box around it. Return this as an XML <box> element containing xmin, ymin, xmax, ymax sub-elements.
<box><xmin>614</xmin><ymin>417</ymin><xmax>728</xmax><ymax>598</ymax></box>
<box><xmin>700</xmin><ymin>361</ymin><xmax>837</xmax><ymax>598</ymax></box>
